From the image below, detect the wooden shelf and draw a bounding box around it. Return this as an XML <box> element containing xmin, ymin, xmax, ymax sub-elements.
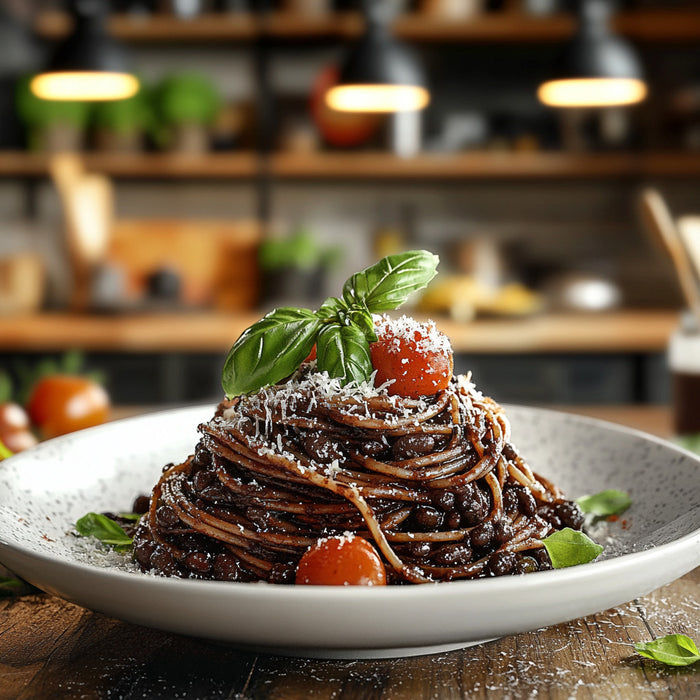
<box><xmin>0</xmin><ymin>152</ymin><xmax>258</xmax><ymax>179</ymax></box>
<box><xmin>0</xmin><ymin>310</ymin><xmax>679</xmax><ymax>354</ymax></box>
<box><xmin>270</xmin><ymin>151</ymin><xmax>700</xmax><ymax>180</ymax></box>
<box><xmin>33</xmin><ymin>9</ymin><xmax>700</xmax><ymax>44</ymax></box>
<box><xmin>1</xmin><ymin>151</ymin><xmax>699</xmax><ymax>181</ymax></box>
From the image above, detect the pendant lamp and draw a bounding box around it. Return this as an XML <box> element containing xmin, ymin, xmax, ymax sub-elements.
<box><xmin>325</xmin><ymin>0</ymin><xmax>430</xmax><ymax>113</ymax></box>
<box><xmin>31</xmin><ymin>0</ymin><xmax>138</xmax><ymax>102</ymax></box>
<box><xmin>537</xmin><ymin>0</ymin><xmax>647</xmax><ymax>109</ymax></box>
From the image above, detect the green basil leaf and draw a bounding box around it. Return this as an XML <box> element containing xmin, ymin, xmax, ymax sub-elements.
<box><xmin>317</xmin><ymin>296</ymin><xmax>349</xmax><ymax>322</ymax></box>
<box><xmin>347</xmin><ymin>304</ymin><xmax>378</xmax><ymax>343</ymax></box>
<box><xmin>222</xmin><ymin>307</ymin><xmax>322</xmax><ymax>397</ymax></box>
<box><xmin>117</xmin><ymin>512</ymin><xmax>142</xmax><ymax>522</ymax></box>
<box><xmin>342</xmin><ymin>250</ymin><xmax>439</xmax><ymax>312</ymax></box>
<box><xmin>0</xmin><ymin>576</ymin><xmax>23</xmax><ymax>596</ymax></box>
<box><xmin>541</xmin><ymin>527</ymin><xmax>603</xmax><ymax>568</ymax></box>
<box><xmin>75</xmin><ymin>512</ymin><xmax>133</xmax><ymax>547</ymax></box>
<box><xmin>634</xmin><ymin>634</ymin><xmax>700</xmax><ymax>667</ymax></box>
<box><xmin>316</xmin><ymin>322</ymin><xmax>373</xmax><ymax>387</ymax></box>
<box><xmin>576</xmin><ymin>489</ymin><xmax>631</xmax><ymax>517</ymax></box>
<box><xmin>0</xmin><ymin>439</ymin><xmax>12</xmax><ymax>460</ymax></box>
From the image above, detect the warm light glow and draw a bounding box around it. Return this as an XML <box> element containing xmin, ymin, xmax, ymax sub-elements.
<box><xmin>537</xmin><ymin>78</ymin><xmax>647</xmax><ymax>108</ymax></box>
<box><xmin>326</xmin><ymin>84</ymin><xmax>430</xmax><ymax>113</ymax></box>
<box><xmin>30</xmin><ymin>72</ymin><xmax>139</xmax><ymax>101</ymax></box>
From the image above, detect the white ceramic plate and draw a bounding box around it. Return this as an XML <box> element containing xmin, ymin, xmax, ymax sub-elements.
<box><xmin>1</xmin><ymin>405</ymin><xmax>699</xmax><ymax>659</ymax></box>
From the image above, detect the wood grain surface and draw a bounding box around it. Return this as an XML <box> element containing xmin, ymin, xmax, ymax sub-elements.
<box><xmin>1</xmin><ymin>406</ymin><xmax>698</xmax><ymax>699</ymax></box>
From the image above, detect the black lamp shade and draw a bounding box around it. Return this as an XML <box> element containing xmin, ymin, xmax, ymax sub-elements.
<box><xmin>31</xmin><ymin>3</ymin><xmax>137</xmax><ymax>101</ymax></box>
<box><xmin>538</xmin><ymin>0</ymin><xmax>647</xmax><ymax>108</ymax></box>
<box><xmin>326</xmin><ymin>27</ymin><xmax>430</xmax><ymax>113</ymax></box>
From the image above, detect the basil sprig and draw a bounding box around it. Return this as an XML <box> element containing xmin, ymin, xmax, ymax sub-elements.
<box><xmin>576</xmin><ymin>489</ymin><xmax>631</xmax><ymax>518</ymax></box>
<box><xmin>634</xmin><ymin>634</ymin><xmax>700</xmax><ymax>667</ymax></box>
<box><xmin>222</xmin><ymin>250</ymin><xmax>439</xmax><ymax>398</ymax></box>
<box><xmin>541</xmin><ymin>527</ymin><xmax>603</xmax><ymax>568</ymax></box>
<box><xmin>75</xmin><ymin>512</ymin><xmax>133</xmax><ymax>548</ymax></box>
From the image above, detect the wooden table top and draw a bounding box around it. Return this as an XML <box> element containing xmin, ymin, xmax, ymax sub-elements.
<box><xmin>1</xmin><ymin>405</ymin><xmax>698</xmax><ymax>699</ymax></box>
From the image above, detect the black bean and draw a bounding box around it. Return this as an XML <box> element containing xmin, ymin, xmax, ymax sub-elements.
<box><xmin>184</xmin><ymin>551</ymin><xmax>212</xmax><ymax>575</ymax></box>
<box><xmin>268</xmin><ymin>563</ymin><xmax>295</xmax><ymax>584</ymax></box>
<box><xmin>556</xmin><ymin>501</ymin><xmax>585</xmax><ymax>530</ymax></box>
<box><xmin>487</xmin><ymin>551</ymin><xmax>517</xmax><ymax>576</ymax></box>
<box><xmin>155</xmin><ymin>504</ymin><xmax>180</xmax><ymax>529</ymax></box>
<box><xmin>470</xmin><ymin>521</ymin><xmax>495</xmax><ymax>549</ymax></box>
<box><xmin>517</xmin><ymin>488</ymin><xmax>537</xmax><ymax>517</ymax></box>
<box><xmin>192</xmin><ymin>442</ymin><xmax>212</xmax><ymax>468</ymax></box>
<box><xmin>360</xmin><ymin>439</ymin><xmax>388</xmax><ymax>457</ymax></box>
<box><xmin>412</xmin><ymin>505</ymin><xmax>444</xmax><ymax>530</ymax></box>
<box><xmin>404</xmin><ymin>541</ymin><xmax>432</xmax><ymax>559</ymax></box>
<box><xmin>457</xmin><ymin>487</ymin><xmax>490</xmax><ymax>526</ymax></box>
<box><xmin>133</xmin><ymin>539</ymin><xmax>156</xmax><ymax>567</ymax></box>
<box><xmin>534</xmin><ymin>548</ymin><xmax>553</xmax><ymax>570</ymax></box>
<box><xmin>199</xmin><ymin>484</ymin><xmax>228</xmax><ymax>502</ymax></box>
<box><xmin>392</xmin><ymin>434</ymin><xmax>436</xmax><ymax>460</ymax></box>
<box><xmin>444</xmin><ymin>510</ymin><xmax>462</xmax><ymax>530</ymax></box>
<box><xmin>431</xmin><ymin>490</ymin><xmax>456</xmax><ymax>511</ymax></box>
<box><xmin>537</xmin><ymin>504</ymin><xmax>562</xmax><ymax>529</ymax></box>
<box><xmin>192</xmin><ymin>469</ymin><xmax>217</xmax><ymax>493</ymax></box>
<box><xmin>213</xmin><ymin>553</ymin><xmax>244</xmax><ymax>581</ymax></box>
<box><xmin>432</xmin><ymin>543</ymin><xmax>472</xmax><ymax>567</ymax></box>
<box><xmin>149</xmin><ymin>545</ymin><xmax>178</xmax><ymax>575</ymax></box>
<box><xmin>302</xmin><ymin>432</ymin><xmax>344</xmax><ymax>464</ymax></box>
<box><xmin>502</xmin><ymin>489</ymin><xmax>519</xmax><ymax>514</ymax></box>
<box><xmin>493</xmin><ymin>520</ymin><xmax>515</xmax><ymax>546</ymax></box>
<box><xmin>131</xmin><ymin>495</ymin><xmax>150</xmax><ymax>514</ymax></box>
<box><xmin>515</xmin><ymin>555</ymin><xmax>539</xmax><ymax>575</ymax></box>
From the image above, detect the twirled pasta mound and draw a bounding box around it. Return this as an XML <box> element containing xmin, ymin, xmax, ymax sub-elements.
<box><xmin>133</xmin><ymin>365</ymin><xmax>584</xmax><ymax>584</ymax></box>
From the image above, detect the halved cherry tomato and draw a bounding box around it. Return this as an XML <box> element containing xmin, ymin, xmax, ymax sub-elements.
<box><xmin>370</xmin><ymin>320</ymin><xmax>454</xmax><ymax>399</ymax></box>
<box><xmin>27</xmin><ymin>375</ymin><xmax>110</xmax><ymax>439</ymax></box>
<box><xmin>304</xmin><ymin>344</ymin><xmax>317</xmax><ymax>363</ymax></box>
<box><xmin>295</xmin><ymin>535</ymin><xmax>387</xmax><ymax>586</ymax></box>
<box><xmin>0</xmin><ymin>402</ymin><xmax>37</xmax><ymax>453</ymax></box>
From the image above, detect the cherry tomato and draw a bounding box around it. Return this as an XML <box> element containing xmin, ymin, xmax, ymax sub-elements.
<box><xmin>295</xmin><ymin>535</ymin><xmax>387</xmax><ymax>586</ymax></box>
<box><xmin>27</xmin><ymin>375</ymin><xmax>110</xmax><ymax>439</ymax></box>
<box><xmin>304</xmin><ymin>344</ymin><xmax>317</xmax><ymax>363</ymax></box>
<box><xmin>370</xmin><ymin>319</ymin><xmax>454</xmax><ymax>399</ymax></box>
<box><xmin>0</xmin><ymin>402</ymin><xmax>37</xmax><ymax>453</ymax></box>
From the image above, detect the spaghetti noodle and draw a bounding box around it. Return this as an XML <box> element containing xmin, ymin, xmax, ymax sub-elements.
<box><xmin>133</xmin><ymin>363</ymin><xmax>584</xmax><ymax>584</ymax></box>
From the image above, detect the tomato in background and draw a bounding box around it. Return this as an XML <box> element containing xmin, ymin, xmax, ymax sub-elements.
<box><xmin>309</xmin><ymin>65</ymin><xmax>384</xmax><ymax>148</ymax></box>
<box><xmin>0</xmin><ymin>402</ymin><xmax>37</xmax><ymax>454</ymax></box>
<box><xmin>295</xmin><ymin>535</ymin><xmax>387</xmax><ymax>586</ymax></box>
<box><xmin>27</xmin><ymin>375</ymin><xmax>110</xmax><ymax>439</ymax></box>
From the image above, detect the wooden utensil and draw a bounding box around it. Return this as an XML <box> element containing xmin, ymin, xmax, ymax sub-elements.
<box><xmin>639</xmin><ymin>188</ymin><xmax>700</xmax><ymax>324</ymax></box>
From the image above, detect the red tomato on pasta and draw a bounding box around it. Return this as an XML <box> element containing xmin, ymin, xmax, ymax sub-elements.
<box><xmin>295</xmin><ymin>535</ymin><xmax>387</xmax><ymax>586</ymax></box>
<box><xmin>370</xmin><ymin>316</ymin><xmax>453</xmax><ymax>399</ymax></box>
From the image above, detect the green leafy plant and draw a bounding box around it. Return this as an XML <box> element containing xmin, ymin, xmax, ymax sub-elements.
<box><xmin>634</xmin><ymin>634</ymin><xmax>700</xmax><ymax>667</ymax></box>
<box><xmin>576</xmin><ymin>489</ymin><xmax>631</xmax><ymax>518</ymax></box>
<box><xmin>15</xmin><ymin>75</ymin><xmax>91</xmax><ymax>131</ymax></box>
<box><xmin>75</xmin><ymin>513</ymin><xmax>133</xmax><ymax>549</ymax></box>
<box><xmin>222</xmin><ymin>250</ymin><xmax>439</xmax><ymax>397</ymax></box>
<box><xmin>92</xmin><ymin>81</ymin><xmax>153</xmax><ymax>134</ymax></box>
<box><xmin>541</xmin><ymin>527</ymin><xmax>603</xmax><ymax>568</ymax></box>
<box><xmin>152</xmin><ymin>72</ymin><xmax>221</xmax><ymax>128</ymax></box>
<box><xmin>259</xmin><ymin>229</ymin><xmax>340</xmax><ymax>272</ymax></box>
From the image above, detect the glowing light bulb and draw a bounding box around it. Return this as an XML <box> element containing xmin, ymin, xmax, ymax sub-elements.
<box><xmin>30</xmin><ymin>72</ymin><xmax>139</xmax><ymax>101</ymax></box>
<box><xmin>325</xmin><ymin>84</ymin><xmax>430</xmax><ymax>113</ymax></box>
<box><xmin>537</xmin><ymin>78</ymin><xmax>647</xmax><ymax>108</ymax></box>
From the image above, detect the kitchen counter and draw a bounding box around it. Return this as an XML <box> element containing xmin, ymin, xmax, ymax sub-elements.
<box><xmin>1</xmin><ymin>405</ymin><xmax>697</xmax><ymax>699</ymax></box>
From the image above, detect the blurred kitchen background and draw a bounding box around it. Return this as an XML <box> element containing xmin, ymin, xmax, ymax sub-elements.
<box><xmin>1</xmin><ymin>0</ymin><xmax>699</xmax><ymax>407</ymax></box>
